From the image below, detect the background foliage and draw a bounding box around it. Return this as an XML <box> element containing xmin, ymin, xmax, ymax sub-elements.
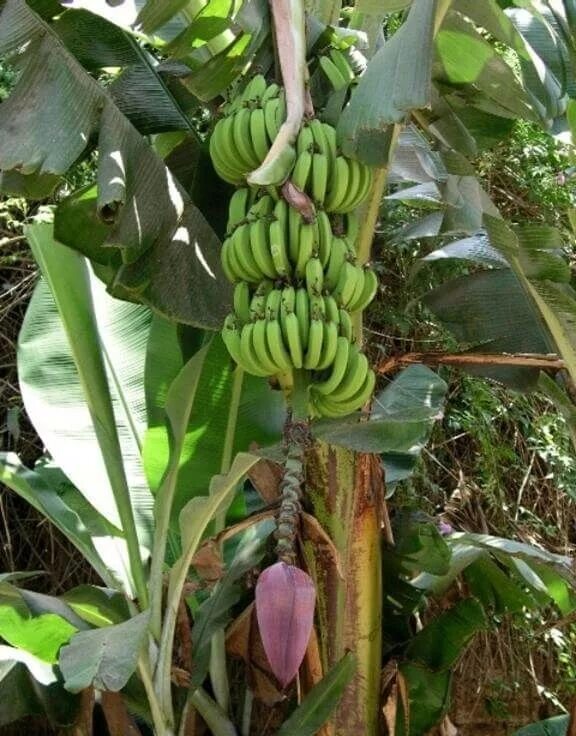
<box><xmin>3</xmin><ymin>1</ymin><xmax>576</xmax><ymax>733</ymax></box>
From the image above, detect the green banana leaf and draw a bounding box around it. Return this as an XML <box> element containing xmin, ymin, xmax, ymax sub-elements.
<box><xmin>0</xmin><ymin>454</ymin><xmax>134</xmax><ymax>592</ymax></box>
<box><xmin>277</xmin><ymin>653</ymin><xmax>356</xmax><ymax>736</ymax></box>
<box><xmin>59</xmin><ymin>611</ymin><xmax>150</xmax><ymax>693</ymax></box>
<box><xmin>338</xmin><ymin>0</ymin><xmax>436</xmax><ymax>163</ymax></box>
<box><xmin>0</xmin><ymin>0</ymin><xmax>230</xmax><ymax>327</ymax></box>
<box><xmin>144</xmin><ymin>330</ymin><xmax>284</xmax><ymax>519</ymax></box>
<box><xmin>19</xmin><ymin>224</ymin><xmax>154</xmax><ymax>552</ymax></box>
<box><xmin>513</xmin><ymin>715</ymin><xmax>569</xmax><ymax>735</ymax></box>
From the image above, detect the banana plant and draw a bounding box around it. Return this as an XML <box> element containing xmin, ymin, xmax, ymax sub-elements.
<box><xmin>2</xmin><ymin>0</ymin><xmax>576</xmax><ymax>734</ymax></box>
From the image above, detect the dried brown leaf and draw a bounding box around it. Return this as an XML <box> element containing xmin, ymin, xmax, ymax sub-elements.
<box><xmin>192</xmin><ymin>540</ymin><xmax>224</xmax><ymax>582</ymax></box>
<box><xmin>247</xmin><ymin>452</ymin><xmax>283</xmax><ymax>504</ymax></box>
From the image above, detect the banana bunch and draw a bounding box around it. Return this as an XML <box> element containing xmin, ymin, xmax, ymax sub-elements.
<box><xmin>292</xmin><ymin>119</ymin><xmax>372</xmax><ymax>212</ymax></box>
<box><xmin>222</xmin><ymin>282</ymin><xmax>375</xmax><ymax>418</ymax></box>
<box><xmin>318</xmin><ymin>47</ymin><xmax>356</xmax><ymax>92</ymax></box>
<box><xmin>211</xmin><ymin>72</ymin><xmax>378</xmax><ymax>418</ymax></box>
<box><xmin>223</xmin><ymin>283</ymin><xmax>353</xmax><ymax>375</ymax></box>
<box><xmin>209</xmin><ymin>75</ymin><xmax>285</xmax><ymax>185</ymax></box>
<box><xmin>221</xmin><ymin>193</ymin><xmax>378</xmax><ymax>315</ymax></box>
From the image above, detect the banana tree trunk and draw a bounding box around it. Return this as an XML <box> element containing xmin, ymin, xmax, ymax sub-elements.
<box><xmin>302</xmin><ymin>442</ymin><xmax>383</xmax><ymax>735</ymax></box>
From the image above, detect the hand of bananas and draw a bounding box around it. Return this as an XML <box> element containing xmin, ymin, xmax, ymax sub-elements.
<box><xmin>211</xmin><ymin>65</ymin><xmax>377</xmax><ymax>419</ymax></box>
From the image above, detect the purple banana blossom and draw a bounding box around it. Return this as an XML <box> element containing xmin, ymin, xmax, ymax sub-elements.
<box><xmin>255</xmin><ymin>561</ymin><xmax>316</xmax><ymax>688</ymax></box>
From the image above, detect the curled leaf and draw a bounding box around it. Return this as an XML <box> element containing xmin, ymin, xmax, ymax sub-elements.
<box><xmin>255</xmin><ymin>562</ymin><xmax>316</xmax><ymax>688</ymax></box>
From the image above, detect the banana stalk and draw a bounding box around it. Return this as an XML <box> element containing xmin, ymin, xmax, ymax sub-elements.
<box><xmin>248</xmin><ymin>0</ymin><xmax>306</xmax><ymax>186</ymax></box>
<box><xmin>302</xmin><ymin>443</ymin><xmax>383</xmax><ymax>736</ymax></box>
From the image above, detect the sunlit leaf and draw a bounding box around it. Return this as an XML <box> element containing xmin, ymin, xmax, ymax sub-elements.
<box><xmin>405</xmin><ymin>598</ymin><xmax>486</xmax><ymax>670</ymax></box>
<box><xmin>313</xmin><ymin>366</ymin><xmax>447</xmax><ymax>483</ymax></box>
<box><xmin>19</xmin><ymin>225</ymin><xmax>154</xmax><ymax>553</ymax></box>
<box><xmin>0</xmin><ymin>453</ymin><xmax>131</xmax><ymax>590</ymax></box>
<box><xmin>0</xmin><ymin>606</ymin><xmax>77</xmax><ymax>664</ymax></box>
<box><xmin>0</xmin><ymin>0</ymin><xmax>229</xmax><ymax>327</ymax></box>
<box><xmin>144</xmin><ymin>334</ymin><xmax>284</xmax><ymax>519</ymax></box>
<box><xmin>338</xmin><ymin>0</ymin><xmax>436</xmax><ymax>163</ymax></box>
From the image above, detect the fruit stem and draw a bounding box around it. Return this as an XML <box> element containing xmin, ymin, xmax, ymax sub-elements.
<box><xmin>353</xmin><ymin>126</ymin><xmax>400</xmax><ymax>345</ymax></box>
<box><xmin>275</xmin><ymin>370</ymin><xmax>310</xmax><ymax>564</ymax></box>
<box><xmin>248</xmin><ymin>0</ymin><xmax>307</xmax><ymax>185</ymax></box>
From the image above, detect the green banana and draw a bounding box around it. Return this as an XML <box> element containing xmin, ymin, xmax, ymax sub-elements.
<box><xmin>338</xmin><ymin>156</ymin><xmax>361</xmax><ymax>213</ymax></box>
<box><xmin>331</xmin><ymin>351</ymin><xmax>369</xmax><ymax>402</ymax></box>
<box><xmin>270</xmin><ymin>201</ymin><xmax>292</xmax><ymax>276</ymax></box>
<box><xmin>249</xmin><ymin>280</ymin><xmax>273</xmax><ymax>320</ymax></box>
<box><xmin>316</xmin><ymin>318</ymin><xmax>339</xmax><ymax>371</ymax></box>
<box><xmin>261</xmin><ymin>82</ymin><xmax>280</xmax><ymax>103</ymax></box>
<box><xmin>321</xmin><ymin>367</ymin><xmax>376</xmax><ymax>416</ymax></box>
<box><xmin>342</xmin><ymin>236</ymin><xmax>357</xmax><ymax>260</ymax></box>
<box><xmin>212</xmin><ymin>79</ymin><xmax>379</xmax><ymax>413</ymax></box>
<box><xmin>249</xmin><ymin>143</ymin><xmax>296</xmax><ymax>187</ymax></box>
<box><xmin>233</xmin><ymin>281</ymin><xmax>251</xmax><ymax>323</ymax></box>
<box><xmin>287</xmin><ymin>205</ymin><xmax>302</xmax><ymax>262</ymax></box>
<box><xmin>224</xmin><ymin>236</ymin><xmax>252</xmax><ymax>282</ymax></box>
<box><xmin>242</xmin><ymin>74</ymin><xmax>267</xmax><ymax>103</ymax></box>
<box><xmin>319</xmin><ymin>55</ymin><xmax>348</xmax><ymax>91</ymax></box>
<box><xmin>350</xmin><ymin>267</ymin><xmax>378</xmax><ymax>312</ymax></box>
<box><xmin>311</xmin><ymin>153</ymin><xmax>329</xmax><ymax>203</ymax></box>
<box><xmin>304</xmin><ymin>317</ymin><xmax>324</xmax><ymax>369</ymax></box>
<box><xmin>296</xmin><ymin>222</ymin><xmax>316</xmax><ymax>278</ymax></box>
<box><xmin>309</xmin><ymin>294</ymin><xmax>326</xmax><ymax>321</ymax></box>
<box><xmin>305</xmin><ymin>257</ymin><xmax>324</xmax><ymax>296</ymax></box>
<box><xmin>221</xmin><ymin>238</ymin><xmax>239</xmax><ymax>283</ymax></box>
<box><xmin>322</xmin><ymin>123</ymin><xmax>337</xmax><ymax>162</ymax></box>
<box><xmin>233</xmin><ymin>107</ymin><xmax>260</xmax><ymax>170</ymax></box>
<box><xmin>346</xmin><ymin>265</ymin><xmax>366</xmax><ymax>312</ymax></box>
<box><xmin>266</xmin><ymin>318</ymin><xmax>292</xmax><ymax>372</ymax></box>
<box><xmin>292</xmin><ymin>150</ymin><xmax>313</xmax><ymax>190</ymax></box>
<box><xmin>249</xmin><ymin>218</ymin><xmax>277</xmax><ymax>279</ymax></box>
<box><xmin>222</xmin><ymin>314</ymin><xmax>243</xmax><ymax>365</ymax></box>
<box><xmin>210</xmin><ymin>121</ymin><xmax>244</xmax><ymax>184</ymax></box>
<box><xmin>344</xmin><ymin>212</ymin><xmax>360</xmax><ymax>244</ymax></box>
<box><xmin>283</xmin><ymin>311</ymin><xmax>304</xmax><ymax>369</ymax></box>
<box><xmin>263</xmin><ymin>93</ymin><xmax>287</xmax><ymax>142</ymax></box>
<box><xmin>309</xmin><ymin>119</ymin><xmax>330</xmax><ymax>159</ymax></box>
<box><xmin>295</xmin><ymin>287</ymin><xmax>311</xmax><ymax>350</ymax></box>
<box><xmin>253</xmin><ymin>317</ymin><xmax>280</xmax><ymax>374</ymax></box>
<box><xmin>325</xmin><ymin>236</ymin><xmax>349</xmax><ymax>290</ymax></box>
<box><xmin>265</xmin><ymin>288</ymin><xmax>283</xmax><ymax>320</ymax></box>
<box><xmin>338</xmin><ymin>308</ymin><xmax>354</xmax><ymax>341</ymax></box>
<box><xmin>329</xmin><ymin>48</ymin><xmax>355</xmax><ymax>84</ymax></box>
<box><xmin>232</xmin><ymin>223</ymin><xmax>262</xmax><ymax>282</ymax></box>
<box><xmin>333</xmin><ymin>261</ymin><xmax>360</xmax><ymax>307</ymax></box>
<box><xmin>312</xmin><ymin>336</ymin><xmax>350</xmax><ymax>396</ymax></box>
<box><xmin>228</xmin><ymin>188</ymin><xmax>251</xmax><ymax>230</ymax></box>
<box><xmin>296</xmin><ymin>124</ymin><xmax>314</xmax><ymax>155</ymax></box>
<box><xmin>351</xmin><ymin>162</ymin><xmax>373</xmax><ymax>209</ymax></box>
<box><xmin>325</xmin><ymin>157</ymin><xmax>351</xmax><ymax>212</ymax></box>
<box><xmin>316</xmin><ymin>210</ymin><xmax>333</xmax><ymax>267</ymax></box>
<box><xmin>250</xmin><ymin>107</ymin><xmax>271</xmax><ymax>162</ymax></box>
<box><xmin>280</xmin><ymin>285</ymin><xmax>296</xmax><ymax>337</ymax></box>
<box><xmin>239</xmin><ymin>323</ymin><xmax>270</xmax><ymax>376</ymax></box>
<box><xmin>323</xmin><ymin>294</ymin><xmax>340</xmax><ymax>324</ymax></box>
<box><xmin>249</xmin><ymin>194</ymin><xmax>275</xmax><ymax>219</ymax></box>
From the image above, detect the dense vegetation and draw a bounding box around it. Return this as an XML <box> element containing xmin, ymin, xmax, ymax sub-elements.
<box><xmin>3</xmin><ymin>1</ymin><xmax>576</xmax><ymax>735</ymax></box>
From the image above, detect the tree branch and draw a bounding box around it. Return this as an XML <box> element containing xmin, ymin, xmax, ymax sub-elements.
<box><xmin>378</xmin><ymin>352</ymin><xmax>566</xmax><ymax>374</ymax></box>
